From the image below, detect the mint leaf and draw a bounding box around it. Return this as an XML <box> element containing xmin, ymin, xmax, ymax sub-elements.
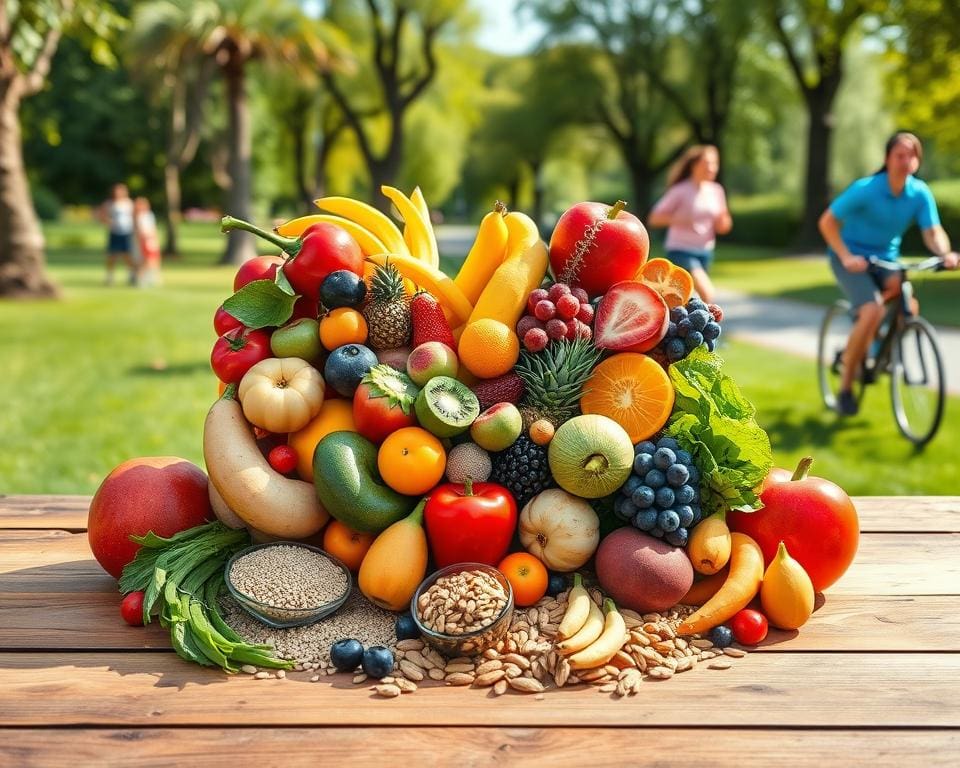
<box><xmin>223</xmin><ymin>279</ymin><xmax>298</xmax><ymax>329</ymax></box>
<box><xmin>664</xmin><ymin>347</ymin><xmax>773</xmax><ymax>516</ymax></box>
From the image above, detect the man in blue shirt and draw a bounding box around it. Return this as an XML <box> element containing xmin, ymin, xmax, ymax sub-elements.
<box><xmin>819</xmin><ymin>132</ymin><xmax>958</xmax><ymax>415</ymax></box>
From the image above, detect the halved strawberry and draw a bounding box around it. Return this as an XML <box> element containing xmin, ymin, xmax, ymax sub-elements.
<box><xmin>593</xmin><ymin>281</ymin><xmax>668</xmax><ymax>352</ymax></box>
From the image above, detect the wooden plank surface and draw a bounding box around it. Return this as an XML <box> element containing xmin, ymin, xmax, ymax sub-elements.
<box><xmin>3</xmin><ymin>728</ymin><xmax>958</xmax><ymax>768</ymax></box>
<box><xmin>3</xmin><ymin>496</ymin><xmax>958</xmax><ymax>533</ymax></box>
<box><xmin>1</xmin><ymin>651</ymin><xmax>959</xmax><ymax>728</ymax></box>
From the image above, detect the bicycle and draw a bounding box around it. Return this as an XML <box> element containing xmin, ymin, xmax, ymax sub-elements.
<box><xmin>817</xmin><ymin>255</ymin><xmax>947</xmax><ymax>447</ymax></box>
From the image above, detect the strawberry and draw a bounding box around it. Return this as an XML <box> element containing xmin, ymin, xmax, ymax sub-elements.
<box><xmin>411</xmin><ymin>291</ymin><xmax>456</xmax><ymax>349</ymax></box>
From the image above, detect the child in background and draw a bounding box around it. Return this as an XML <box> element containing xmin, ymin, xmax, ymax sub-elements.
<box><xmin>135</xmin><ymin>197</ymin><xmax>162</xmax><ymax>287</ymax></box>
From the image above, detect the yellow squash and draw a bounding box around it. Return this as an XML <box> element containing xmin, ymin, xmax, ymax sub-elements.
<box><xmin>358</xmin><ymin>500</ymin><xmax>428</xmax><ymax>611</ymax></box>
<box><xmin>466</xmin><ymin>237</ymin><xmax>548</xmax><ymax>329</ymax></box>
<box><xmin>454</xmin><ymin>201</ymin><xmax>509</xmax><ymax>304</ymax></box>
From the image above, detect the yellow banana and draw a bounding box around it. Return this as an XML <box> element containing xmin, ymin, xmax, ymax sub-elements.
<box><xmin>275</xmin><ymin>214</ymin><xmax>389</xmax><ymax>257</ymax></box>
<box><xmin>557</xmin><ymin>596</ymin><xmax>604</xmax><ymax>654</ymax></box>
<box><xmin>504</xmin><ymin>211</ymin><xmax>540</xmax><ymax>259</ymax></box>
<box><xmin>567</xmin><ymin>600</ymin><xmax>627</xmax><ymax>670</ymax></box>
<box><xmin>366</xmin><ymin>252</ymin><xmax>473</xmax><ymax>326</ymax></box>
<box><xmin>557</xmin><ymin>573</ymin><xmax>591</xmax><ymax>640</ymax></box>
<box><xmin>411</xmin><ymin>185</ymin><xmax>431</xmax><ymax>223</ymax></box>
<box><xmin>454</xmin><ymin>201</ymin><xmax>509</xmax><ymax>304</ymax></box>
<box><xmin>314</xmin><ymin>196</ymin><xmax>410</xmax><ymax>258</ymax></box>
<box><xmin>381</xmin><ymin>185</ymin><xmax>439</xmax><ymax>268</ymax></box>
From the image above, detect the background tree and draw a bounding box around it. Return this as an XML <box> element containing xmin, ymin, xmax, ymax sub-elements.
<box><xmin>1</xmin><ymin>0</ymin><xmax>122</xmax><ymax>297</ymax></box>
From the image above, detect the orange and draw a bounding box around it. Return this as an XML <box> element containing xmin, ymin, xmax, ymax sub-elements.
<box><xmin>322</xmin><ymin>519</ymin><xmax>375</xmax><ymax>572</ymax></box>
<box><xmin>458</xmin><ymin>319</ymin><xmax>519</xmax><ymax>379</ymax></box>
<box><xmin>498</xmin><ymin>552</ymin><xmax>548</xmax><ymax>607</ymax></box>
<box><xmin>288</xmin><ymin>399</ymin><xmax>356</xmax><ymax>480</ymax></box>
<box><xmin>637</xmin><ymin>258</ymin><xmax>694</xmax><ymax>309</ymax></box>
<box><xmin>377</xmin><ymin>426</ymin><xmax>446</xmax><ymax>495</ymax></box>
<box><xmin>320</xmin><ymin>307</ymin><xmax>368</xmax><ymax>350</ymax></box>
<box><xmin>580</xmin><ymin>353</ymin><xmax>675</xmax><ymax>443</ymax></box>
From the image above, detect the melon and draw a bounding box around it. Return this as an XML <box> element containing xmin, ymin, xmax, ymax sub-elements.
<box><xmin>547</xmin><ymin>414</ymin><xmax>633</xmax><ymax>498</ymax></box>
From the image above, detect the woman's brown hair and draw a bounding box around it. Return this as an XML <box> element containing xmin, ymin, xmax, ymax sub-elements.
<box><xmin>666</xmin><ymin>144</ymin><xmax>717</xmax><ymax>188</ymax></box>
<box><xmin>876</xmin><ymin>132</ymin><xmax>923</xmax><ymax>174</ymax></box>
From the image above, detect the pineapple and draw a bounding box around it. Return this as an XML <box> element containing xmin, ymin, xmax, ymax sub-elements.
<box><xmin>364</xmin><ymin>260</ymin><xmax>411</xmax><ymax>349</ymax></box>
<box><xmin>514</xmin><ymin>337</ymin><xmax>601</xmax><ymax>428</ymax></box>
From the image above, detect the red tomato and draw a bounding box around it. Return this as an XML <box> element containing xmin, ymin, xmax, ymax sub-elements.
<box><xmin>268</xmin><ymin>445</ymin><xmax>299</xmax><ymax>474</ymax></box>
<box><xmin>210</xmin><ymin>328</ymin><xmax>272</xmax><ymax>384</ymax></box>
<box><xmin>728</xmin><ymin>458</ymin><xmax>859</xmax><ymax>593</ymax></box>
<box><xmin>213</xmin><ymin>305</ymin><xmax>244</xmax><ymax>336</ymax></box>
<box><xmin>731</xmin><ymin>608</ymin><xmax>768</xmax><ymax>645</ymax></box>
<box><xmin>283</xmin><ymin>223</ymin><xmax>363</xmax><ymax>301</ymax></box>
<box><xmin>352</xmin><ymin>379</ymin><xmax>418</xmax><ymax>444</ymax></box>
<box><xmin>121</xmin><ymin>591</ymin><xmax>145</xmax><ymax>626</ymax></box>
<box><xmin>233</xmin><ymin>255</ymin><xmax>285</xmax><ymax>291</ymax></box>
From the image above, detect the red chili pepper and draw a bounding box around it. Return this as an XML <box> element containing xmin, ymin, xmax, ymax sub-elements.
<box><xmin>424</xmin><ymin>480</ymin><xmax>517</xmax><ymax>568</ymax></box>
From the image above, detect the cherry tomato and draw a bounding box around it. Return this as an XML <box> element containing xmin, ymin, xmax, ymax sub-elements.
<box><xmin>730</xmin><ymin>608</ymin><xmax>768</xmax><ymax>645</ymax></box>
<box><xmin>233</xmin><ymin>255</ymin><xmax>285</xmax><ymax>291</ymax></box>
<box><xmin>213</xmin><ymin>305</ymin><xmax>244</xmax><ymax>336</ymax></box>
<box><xmin>210</xmin><ymin>328</ymin><xmax>272</xmax><ymax>384</ymax></box>
<box><xmin>268</xmin><ymin>445</ymin><xmax>299</xmax><ymax>474</ymax></box>
<box><xmin>121</xmin><ymin>591</ymin><xmax>146</xmax><ymax>626</ymax></box>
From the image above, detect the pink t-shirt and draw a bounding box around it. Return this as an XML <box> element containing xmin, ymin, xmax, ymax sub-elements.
<box><xmin>651</xmin><ymin>180</ymin><xmax>728</xmax><ymax>252</ymax></box>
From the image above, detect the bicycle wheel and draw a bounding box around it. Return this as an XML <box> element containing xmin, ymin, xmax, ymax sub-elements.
<box><xmin>817</xmin><ymin>300</ymin><xmax>862</xmax><ymax>411</ymax></box>
<box><xmin>890</xmin><ymin>316</ymin><xmax>945</xmax><ymax>446</ymax></box>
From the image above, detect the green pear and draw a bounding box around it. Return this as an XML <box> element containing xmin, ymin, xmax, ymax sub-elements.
<box><xmin>270</xmin><ymin>318</ymin><xmax>322</xmax><ymax>361</ymax></box>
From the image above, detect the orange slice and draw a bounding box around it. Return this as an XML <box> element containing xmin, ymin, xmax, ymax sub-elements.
<box><xmin>580</xmin><ymin>353</ymin><xmax>674</xmax><ymax>443</ymax></box>
<box><xmin>638</xmin><ymin>258</ymin><xmax>694</xmax><ymax>309</ymax></box>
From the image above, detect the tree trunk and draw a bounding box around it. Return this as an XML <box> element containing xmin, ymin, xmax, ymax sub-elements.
<box><xmin>531</xmin><ymin>160</ymin><xmax>545</xmax><ymax>231</ymax></box>
<box><xmin>628</xmin><ymin>164</ymin><xmax>654</xmax><ymax>216</ymax></box>
<box><xmin>794</xmin><ymin>78</ymin><xmax>841</xmax><ymax>251</ymax></box>
<box><xmin>162</xmin><ymin>162</ymin><xmax>182</xmax><ymax>257</ymax></box>
<box><xmin>221</xmin><ymin>61</ymin><xmax>256</xmax><ymax>265</ymax></box>
<box><xmin>0</xmin><ymin>80</ymin><xmax>59</xmax><ymax>298</ymax></box>
<box><xmin>368</xmin><ymin>142</ymin><xmax>403</xmax><ymax>214</ymax></box>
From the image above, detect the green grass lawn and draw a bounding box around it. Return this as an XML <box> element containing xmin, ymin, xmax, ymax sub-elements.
<box><xmin>2</xmin><ymin>219</ymin><xmax>958</xmax><ymax>495</ymax></box>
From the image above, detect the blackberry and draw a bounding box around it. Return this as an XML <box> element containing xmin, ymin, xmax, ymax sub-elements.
<box><xmin>490</xmin><ymin>435</ymin><xmax>552</xmax><ymax>507</ymax></box>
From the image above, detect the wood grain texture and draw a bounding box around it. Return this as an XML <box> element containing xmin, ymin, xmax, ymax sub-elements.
<box><xmin>2</xmin><ymin>728</ymin><xmax>958</xmax><ymax>768</ymax></box>
<box><xmin>2</xmin><ymin>496</ymin><xmax>958</xmax><ymax>532</ymax></box>
<box><xmin>1</xmin><ymin>651</ymin><xmax>958</xmax><ymax>728</ymax></box>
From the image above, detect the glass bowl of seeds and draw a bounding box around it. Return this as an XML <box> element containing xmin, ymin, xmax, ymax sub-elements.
<box><xmin>225</xmin><ymin>541</ymin><xmax>351</xmax><ymax>628</ymax></box>
<box><xmin>411</xmin><ymin>562</ymin><xmax>514</xmax><ymax>657</ymax></box>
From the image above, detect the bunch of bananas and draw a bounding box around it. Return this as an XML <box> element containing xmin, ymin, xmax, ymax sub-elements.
<box><xmin>555</xmin><ymin>574</ymin><xmax>628</xmax><ymax>670</ymax></box>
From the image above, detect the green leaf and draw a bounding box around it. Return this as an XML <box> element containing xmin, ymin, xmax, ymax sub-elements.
<box><xmin>275</xmin><ymin>266</ymin><xmax>297</xmax><ymax>297</ymax></box>
<box><xmin>222</xmin><ymin>279</ymin><xmax>298</xmax><ymax>330</ymax></box>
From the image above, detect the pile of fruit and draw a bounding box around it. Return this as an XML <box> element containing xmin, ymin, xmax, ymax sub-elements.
<box><xmin>88</xmin><ymin>188</ymin><xmax>861</xmax><ymax>690</ymax></box>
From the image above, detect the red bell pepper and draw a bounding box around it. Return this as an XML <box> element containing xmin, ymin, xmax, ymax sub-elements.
<box><xmin>424</xmin><ymin>480</ymin><xmax>517</xmax><ymax>568</ymax></box>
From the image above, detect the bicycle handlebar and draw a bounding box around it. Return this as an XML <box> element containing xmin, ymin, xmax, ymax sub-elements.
<box><xmin>864</xmin><ymin>255</ymin><xmax>945</xmax><ymax>274</ymax></box>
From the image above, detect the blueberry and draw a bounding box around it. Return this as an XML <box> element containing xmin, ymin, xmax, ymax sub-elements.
<box><xmin>677</xmin><ymin>318</ymin><xmax>692</xmax><ymax>337</ymax></box>
<box><xmin>644</xmin><ymin>469</ymin><xmax>666</xmax><ymax>489</ymax></box>
<box><xmin>656</xmin><ymin>437</ymin><xmax>680</xmax><ymax>450</ymax></box>
<box><xmin>709</xmin><ymin>625</ymin><xmax>734</xmax><ymax>649</ymax></box>
<box><xmin>688</xmin><ymin>309</ymin><xmax>710</xmax><ymax>332</ymax></box>
<box><xmin>653</xmin><ymin>447</ymin><xmax>676</xmax><ymax>470</ymax></box>
<box><xmin>330</xmin><ymin>638</ymin><xmax>364</xmax><ymax>672</ymax></box>
<box><xmin>675</xmin><ymin>484</ymin><xmax>696</xmax><ymax>505</ymax></box>
<box><xmin>666</xmin><ymin>463</ymin><xmax>690</xmax><ymax>487</ymax></box>
<box><xmin>546</xmin><ymin>572</ymin><xmax>568</xmax><ymax>597</ymax></box>
<box><xmin>685</xmin><ymin>330</ymin><xmax>704</xmax><ymax>350</ymax></box>
<box><xmin>633</xmin><ymin>452</ymin><xmax>655</xmax><ymax>475</ymax></box>
<box><xmin>657</xmin><ymin>509</ymin><xmax>681</xmax><ymax>532</ymax></box>
<box><xmin>635</xmin><ymin>440</ymin><xmax>658</xmax><ymax>455</ymax></box>
<box><xmin>648</xmin><ymin>526</ymin><xmax>665</xmax><ymax>539</ymax></box>
<box><xmin>395</xmin><ymin>614</ymin><xmax>420</xmax><ymax>641</ymax></box>
<box><xmin>362</xmin><ymin>645</ymin><xmax>395</xmax><ymax>679</ymax></box>
<box><xmin>620</xmin><ymin>499</ymin><xmax>638</xmax><ymax>520</ymax></box>
<box><xmin>703</xmin><ymin>321</ymin><xmax>721</xmax><ymax>341</ymax></box>
<box><xmin>613</xmin><ymin>498</ymin><xmax>633</xmax><ymax>522</ymax></box>
<box><xmin>320</xmin><ymin>270</ymin><xmax>367</xmax><ymax>309</ymax></box>
<box><xmin>667</xmin><ymin>321</ymin><xmax>678</xmax><ymax>337</ymax></box>
<box><xmin>633</xmin><ymin>508</ymin><xmax>658</xmax><ymax>531</ymax></box>
<box><xmin>677</xmin><ymin>504</ymin><xmax>695</xmax><ymax>527</ymax></box>
<box><xmin>687</xmin><ymin>297</ymin><xmax>708</xmax><ymax>313</ymax></box>
<box><xmin>631</xmin><ymin>485</ymin><xmax>656</xmax><ymax>509</ymax></box>
<box><xmin>655</xmin><ymin>486</ymin><xmax>675</xmax><ymax>509</ymax></box>
<box><xmin>706</xmin><ymin>339</ymin><xmax>716</xmax><ymax>352</ymax></box>
<box><xmin>665</xmin><ymin>338</ymin><xmax>686</xmax><ymax>361</ymax></box>
<box><xmin>622</xmin><ymin>475</ymin><xmax>643</xmax><ymax>497</ymax></box>
<box><xmin>690</xmin><ymin>505</ymin><xmax>703</xmax><ymax>525</ymax></box>
<box><xmin>688</xmin><ymin>465</ymin><xmax>701</xmax><ymax>484</ymax></box>
<box><xmin>665</xmin><ymin>527</ymin><xmax>689</xmax><ymax>547</ymax></box>
<box><xmin>675</xmin><ymin>449</ymin><xmax>693</xmax><ymax>467</ymax></box>
<box><xmin>670</xmin><ymin>306</ymin><xmax>688</xmax><ymax>323</ymax></box>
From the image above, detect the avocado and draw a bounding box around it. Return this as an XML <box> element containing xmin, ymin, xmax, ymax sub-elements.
<box><xmin>313</xmin><ymin>431</ymin><xmax>416</xmax><ymax>533</ymax></box>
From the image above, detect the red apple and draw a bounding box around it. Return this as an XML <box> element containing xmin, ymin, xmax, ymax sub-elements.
<box><xmin>727</xmin><ymin>458</ymin><xmax>859</xmax><ymax>593</ymax></box>
<box><xmin>233</xmin><ymin>255</ymin><xmax>285</xmax><ymax>291</ymax></box>
<box><xmin>549</xmin><ymin>200</ymin><xmax>649</xmax><ymax>298</ymax></box>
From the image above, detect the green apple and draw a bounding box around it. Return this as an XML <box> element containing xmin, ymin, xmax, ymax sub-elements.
<box><xmin>270</xmin><ymin>318</ymin><xmax>322</xmax><ymax>361</ymax></box>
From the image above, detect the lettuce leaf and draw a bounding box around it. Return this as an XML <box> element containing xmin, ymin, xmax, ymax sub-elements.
<box><xmin>663</xmin><ymin>346</ymin><xmax>773</xmax><ymax>516</ymax></box>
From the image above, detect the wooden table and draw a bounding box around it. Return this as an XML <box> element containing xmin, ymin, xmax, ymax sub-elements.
<box><xmin>1</xmin><ymin>495</ymin><xmax>958</xmax><ymax>766</ymax></box>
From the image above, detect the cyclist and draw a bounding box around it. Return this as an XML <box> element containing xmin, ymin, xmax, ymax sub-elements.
<box><xmin>818</xmin><ymin>132</ymin><xmax>958</xmax><ymax>416</ymax></box>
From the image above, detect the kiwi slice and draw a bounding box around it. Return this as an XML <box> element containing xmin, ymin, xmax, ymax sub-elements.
<box><xmin>414</xmin><ymin>376</ymin><xmax>480</xmax><ymax>438</ymax></box>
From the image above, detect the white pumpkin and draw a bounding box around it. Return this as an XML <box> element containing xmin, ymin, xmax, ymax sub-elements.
<box><xmin>519</xmin><ymin>488</ymin><xmax>600</xmax><ymax>572</ymax></box>
<box><xmin>238</xmin><ymin>357</ymin><xmax>325</xmax><ymax>433</ymax></box>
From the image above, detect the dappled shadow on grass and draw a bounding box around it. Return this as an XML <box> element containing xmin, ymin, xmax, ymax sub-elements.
<box><xmin>127</xmin><ymin>360</ymin><xmax>210</xmax><ymax>377</ymax></box>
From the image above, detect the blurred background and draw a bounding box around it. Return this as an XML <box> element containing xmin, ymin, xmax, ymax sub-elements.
<box><xmin>2</xmin><ymin>0</ymin><xmax>958</xmax><ymax>495</ymax></box>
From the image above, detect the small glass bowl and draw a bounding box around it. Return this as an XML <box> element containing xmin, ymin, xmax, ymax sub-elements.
<box><xmin>224</xmin><ymin>541</ymin><xmax>351</xmax><ymax>629</ymax></box>
<box><xmin>411</xmin><ymin>562</ymin><xmax>514</xmax><ymax>658</ymax></box>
